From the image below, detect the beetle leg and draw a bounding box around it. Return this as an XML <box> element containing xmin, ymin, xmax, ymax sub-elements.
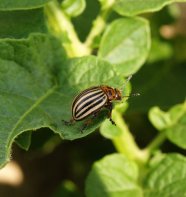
<box><xmin>106</xmin><ymin>102</ymin><xmax>116</xmax><ymax>126</ymax></box>
<box><xmin>62</xmin><ymin>118</ymin><xmax>75</xmax><ymax>126</ymax></box>
<box><xmin>92</xmin><ymin>110</ymin><xmax>101</xmax><ymax>118</ymax></box>
<box><xmin>109</xmin><ymin>118</ymin><xmax>116</xmax><ymax>126</ymax></box>
<box><xmin>80</xmin><ymin>119</ymin><xmax>92</xmax><ymax>133</ymax></box>
<box><xmin>80</xmin><ymin>111</ymin><xmax>101</xmax><ymax>133</ymax></box>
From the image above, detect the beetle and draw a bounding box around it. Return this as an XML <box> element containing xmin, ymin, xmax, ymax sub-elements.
<box><xmin>63</xmin><ymin>75</ymin><xmax>139</xmax><ymax>130</ymax></box>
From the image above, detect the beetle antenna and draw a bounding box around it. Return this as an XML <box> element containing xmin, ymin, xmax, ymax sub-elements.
<box><xmin>120</xmin><ymin>75</ymin><xmax>132</xmax><ymax>92</ymax></box>
<box><xmin>123</xmin><ymin>93</ymin><xmax>140</xmax><ymax>98</ymax></box>
<box><xmin>120</xmin><ymin>93</ymin><xmax>140</xmax><ymax>102</ymax></box>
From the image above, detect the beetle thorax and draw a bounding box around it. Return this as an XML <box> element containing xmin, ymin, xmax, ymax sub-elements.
<box><xmin>100</xmin><ymin>86</ymin><xmax>122</xmax><ymax>101</ymax></box>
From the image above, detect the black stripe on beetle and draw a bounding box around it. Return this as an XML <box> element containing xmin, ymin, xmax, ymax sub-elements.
<box><xmin>73</xmin><ymin>87</ymin><xmax>104</xmax><ymax>116</ymax></box>
<box><xmin>75</xmin><ymin>94</ymin><xmax>107</xmax><ymax>120</ymax></box>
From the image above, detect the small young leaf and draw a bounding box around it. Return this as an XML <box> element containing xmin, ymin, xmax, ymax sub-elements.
<box><xmin>166</xmin><ymin>115</ymin><xmax>186</xmax><ymax>149</ymax></box>
<box><xmin>0</xmin><ymin>0</ymin><xmax>52</xmax><ymax>10</ymax></box>
<box><xmin>149</xmin><ymin>107</ymin><xmax>171</xmax><ymax>131</ymax></box>
<box><xmin>98</xmin><ymin>17</ymin><xmax>150</xmax><ymax>76</ymax></box>
<box><xmin>113</xmin><ymin>0</ymin><xmax>186</xmax><ymax>17</ymax></box>
<box><xmin>166</xmin><ymin>102</ymin><xmax>186</xmax><ymax>149</ymax></box>
<box><xmin>149</xmin><ymin>102</ymin><xmax>186</xmax><ymax>149</ymax></box>
<box><xmin>85</xmin><ymin>153</ymin><xmax>142</xmax><ymax>197</ymax></box>
<box><xmin>61</xmin><ymin>0</ymin><xmax>86</xmax><ymax>17</ymax></box>
<box><xmin>143</xmin><ymin>154</ymin><xmax>186</xmax><ymax>197</ymax></box>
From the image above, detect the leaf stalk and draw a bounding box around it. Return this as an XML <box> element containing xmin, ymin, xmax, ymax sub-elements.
<box><xmin>45</xmin><ymin>0</ymin><xmax>90</xmax><ymax>57</ymax></box>
<box><xmin>45</xmin><ymin>0</ymin><xmax>116</xmax><ymax>56</ymax></box>
<box><xmin>112</xmin><ymin>109</ymin><xmax>149</xmax><ymax>164</ymax></box>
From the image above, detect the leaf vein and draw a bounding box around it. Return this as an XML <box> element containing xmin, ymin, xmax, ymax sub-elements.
<box><xmin>9</xmin><ymin>85</ymin><xmax>58</xmax><ymax>142</ymax></box>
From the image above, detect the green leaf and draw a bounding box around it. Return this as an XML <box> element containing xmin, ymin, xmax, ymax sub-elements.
<box><xmin>100</xmin><ymin>118</ymin><xmax>122</xmax><ymax>139</ymax></box>
<box><xmin>86</xmin><ymin>153</ymin><xmax>186</xmax><ymax>197</ymax></box>
<box><xmin>15</xmin><ymin>131</ymin><xmax>32</xmax><ymax>150</ymax></box>
<box><xmin>61</xmin><ymin>0</ymin><xmax>86</xmax><ymax>17</ymax></box>
<box><xmin>100</xmin><ymin>102</ymin><xmax>128</xmax><ymax>139</ymax></box>
<box><xmin>149</xmin><ymin>102</ymin><xmax>186</xmax><ymax>149</ymax></box>
<box><xmin>98</xmin><ymin>17</ymin><xmax>151</xmax><ymax>76</ymax></box>
<box><xmin>0</xmin><ymin>9</ymin><xmax>47</xmax><ymax>39</ymax></box>
<box><xmin>0</xmin><ymin>33</ymin><xmax>65</xmax><ymax>167</ymax></box>
<box><xmin>166</xmin><ymin>114</ymin><xmax>186</xmax><ymax>149</ymax></box>
<box><xmin>113</xmin><ymin>0</ymin><xmax>186</xmax><ymax>17</ymax></box>
<box><xmin>166</xmin><ymin>102</ymin><xmax>186</xmax><ymax>149</ymax></box>
<box><xmin>85</xmin><ymin>153</ymin><xmax>142</xmax><ymax>197</ymax></box>
<box><xmin>149</xmin><ymin>107</ymin><xmax>171</xmax><ymax>131</ymax></box>
<box><xmin>0</xmin><ymin>34</ymin><xmax>124</xmax><ymax>167</ymax></box>
<box><xmin>143</xmin><ymin>154</ymin><xmax>186</xmax><ymax>197</ymax></box>
<box><xmin>0</xmin><ymin>0</ymin><xmax>52</xmax><ymax>10</ymax></box>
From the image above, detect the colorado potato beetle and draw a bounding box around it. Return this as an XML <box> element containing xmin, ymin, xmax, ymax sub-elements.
<box><xmin>63</xmin><ymin>75</ymin><xmax>139</xmax><ymax>130</ymax></box>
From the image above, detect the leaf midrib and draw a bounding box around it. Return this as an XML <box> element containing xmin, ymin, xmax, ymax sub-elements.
<box><xmin>9</xmin><ymin>84</ymin><xmax>58</xmax><ymax>144</ymax></box>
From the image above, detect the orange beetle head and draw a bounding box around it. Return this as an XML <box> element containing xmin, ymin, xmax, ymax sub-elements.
<box><xmin>101</xmin><ymin>86</ymin><xmax>122</xmax><ymax>101</ymax></box>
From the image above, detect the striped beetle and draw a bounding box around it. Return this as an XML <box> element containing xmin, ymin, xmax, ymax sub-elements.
<box><xmin>63</xmin><ymin>75</ymin><xmax>139</xmax><ymax>131</ymax></box>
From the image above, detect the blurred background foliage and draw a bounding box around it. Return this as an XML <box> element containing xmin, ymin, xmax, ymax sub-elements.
<box><xmin>0</xmin><ymin>0</ymin><xmax>186</xmax><ymax>196</ymax></box>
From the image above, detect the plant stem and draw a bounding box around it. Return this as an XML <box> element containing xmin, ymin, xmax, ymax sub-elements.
<box><xmin>145</xmin><ymin>132</ymin><xmax>167</xmax><ymax>153</ymax></box>
<box><xmin>84</xmin><ymin>0</ymin><xmax>115</xmax><ymax>50</ymax></box>
<box><xmin>112</xmin><ymin>109</ymin><xmax>149</xmax><ymax>164</ymax></box>
<box><xmin>112</xmin><ymin>107</ymin><xmax>167</xmax><ymax>164</ymax></box>
<box><xmin>45</xmin><ymin>0</ymin><xmax>90</xmax><ymax>57</ymax></box>
<box><xmin>45</xmin><ymin>0</ymin><xmax>116</xmax><ymax>56</ymax></box>
<box><xmin>85</xmin><ymin>16</ymin><xmax>105</xmax><ymax>49</ymax></box>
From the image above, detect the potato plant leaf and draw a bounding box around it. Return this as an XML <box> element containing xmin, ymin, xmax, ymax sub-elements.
<box><xmin>85</xmin><ymin>153</ymin><xmax>142</xmax><ymax>197</ymax></box>
<box><xmin>61</xmin><ymin>0</ymin><xmax>86</xmax><ymax>17</ymax></box>
<box><xmin>0</xmin><ymin>0</ymin><xmax>52</xmax><ymax>10</ymax></box>
<box><xmin>143</xmin><ymin>154</ymin><xmax>186</xmax><ymax>197</ymax></box>
<box><xmin>149</xmin><ymin>107</ymin><xmax>171</xmax><ymax>131</ymax></box>
<box><xmin>0</xmin><ymin>33</ymin><xmax>124</xmax><ymax>167</ymax></box>
<box><xmin>86</xmin><ymin>153</ymin><xmax>186</xmax><ymax>197</ymax></box>
<box><xmin>15</xmin><ymin>131</ymin><xmax>32</xmax><ymax>150</ymax></box>
<box><xmin>98</xmin><ymin>17</ymin><xmax>150</xmax><ymax>76</ymax></box>
<box><xmin>166</xmin><ymin>102</ymin><xmax>186</xmax><ymax>149</ymax></box>
<box><xmin>149</xmin><ymin>102</ymin><xmax>186</xmax><ymax>149</ymax></box>
<box><xmin>113</xmin><ymin>0</ymin><xmax>186</xmax><ymax>17</ymax></box>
